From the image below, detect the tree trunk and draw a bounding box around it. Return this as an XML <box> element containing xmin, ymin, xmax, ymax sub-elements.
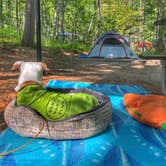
<box><xmin>155</xmin><ymin>0</ymin><xmax>166</xmax><ymax>54</ymax></box>
<box><xmin>60</xmin><ymin>0</ymin><xmax>65</xmax><ymax>43</ymax></box>
<box><xmin>158</xmin><ymin>0</ymin><xmax>166</xmax><ymax>54</ymax></box>
<box><xmin>41</xmin><ymin>0</ymin><xmax>47</xmax><ymax>37</ymax></box>
<box><xmin>54</xmin><ymin>1</ymin><xmax>60</xmax><ymax>40</ymax></box>
<box><xmin>139</xmin><ymin>0</ymin><xmax>145</xmax><ymax>52</ymax></box>
<box><xmin>22</xmin><ymin>0</ymin><xmax>35</xmax><ymax>47</ymax></box>
<box><xmin>97</xmin><ymin>0</ymin><xmax>101</xmax><ymax>35</ymax></box>
<box><xmin>16</xmin><ymin>0</ymin><xmax>19</xmax><ymax>30</ymax></box>
<box><xmin>19</xmin><ymin>0</ymin><xmax>24</xmax><ymax>30</ymax></box>
<box><xmin>0</xmin><ymin>0</ymin><xmax>3</xmax><ymax>27</ymax></box>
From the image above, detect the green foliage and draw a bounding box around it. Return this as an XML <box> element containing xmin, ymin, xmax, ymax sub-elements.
<box><xmin>43</xmin><ymin>39</ymin><xmax>90</xmax><ymax>53</ymax></box>
<box><xmin>102</xmin><ymin>1</ymin><xmax>140</xmax><ymax>34</ymax></box>
<box><xmin>0</xmin><ymin>0</ymin><xmax>165</xmax><ymax>54</ymax></box>
<box><xmin>0</xmin><ymin>27</ymin><xmax>21</xmax><ymax>44</ymax></box>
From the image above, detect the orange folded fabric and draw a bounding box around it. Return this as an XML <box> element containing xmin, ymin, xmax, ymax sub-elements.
<box><xmin>124</xmin><ymin>93</ymin><xmax>166</xmax><ymax>130</ymax></box>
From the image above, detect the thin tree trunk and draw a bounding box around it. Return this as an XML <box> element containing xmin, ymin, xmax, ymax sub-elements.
<box><xmin>88</xmin><ymin>11</ymin><xmax>97</xmax><ymax>33</ymax></box>
<box><xmin>16</xmin><ymin>0</ymin><xmax>19</xmax><ymax>30</ymax></box>
<box><xmin>54</xmin><ymin>1</ymin><xmax>60</xmax><ymax>40</ymax></box>
<box><xmin>22</xmin><ymin>0</ymin><xmax>35</xmax><ymax>47</ymax></box>
<box><xmin>156</xmin><ymin>0</ymin><xmax>165</xmax><ymax>53</ymax></box>
<box><xmin>44</xmin><ymin>1</ymin><xmax>51</xmax><ymax>38</ymax></box>
<box><xmin>0</xmin><ymin>0</ymin><xmax>3</xmax><ymax>27</ymax></box>
<box><xmin>139</xmin><ymin>0</ymin><xmax>145</xmax><ymax>51</ymax></box>
<box><xmin>47</xmin><ymin>7</ymin><xmax>51</xmax><ymax>39</ymax></box>
<box><xmin>18</xmin><ymin>0</ymin><xmax>22</xmax><ymax>30</ymax></box>
<box><xmin>156</xmin><ymin>1</ymin><xmax>160</xmax><ymax>41</ymax></box>
<box><xmin>97</xmin><ymin>0</ymin><xmax>101</xmax><ymax>35</ymax></box>
<box><xmin>41</xmin><ymin>0</ymin><xmax>48</xmax><ymax>37</ymax></box>
<box><xmin>7</xmin><ymin>0</ymin><xmax>12</xmax><ymax>25</ymax></box>
<box><xmin>60</xmin><ymin>0</ymin><xmax>66</xmax><ymax>43</ymax></box>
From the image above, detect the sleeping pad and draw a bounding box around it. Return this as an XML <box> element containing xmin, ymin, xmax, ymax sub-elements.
<box><xmin>16</xmin><ymin>84</ymin><xmax>99</xmax><ymax>121</ymax></box>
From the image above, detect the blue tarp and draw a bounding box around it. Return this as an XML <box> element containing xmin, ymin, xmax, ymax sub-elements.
<box><xmin>1</xmin><ymin>80</ymin><xmax>166</xmax><ymax>166</ymax></box>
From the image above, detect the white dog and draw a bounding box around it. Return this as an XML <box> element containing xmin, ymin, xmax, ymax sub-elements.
<box><xmin>11</xmin><ymin>61</ymin><xmax>99</xmax><ymax>121</ymax></box>
<box><xmin>12</xmin><ymin>61</ymin><xmax>49</xmax><ymax>92</ymax></box>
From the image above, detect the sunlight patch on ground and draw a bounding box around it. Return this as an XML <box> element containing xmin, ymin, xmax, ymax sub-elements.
<box><xmin>64</xmin><ymin>52</ymin><xmax>72</xmax><ymax>56</ymax></box>
<box><xmin>131</xmin><ymin>65</ymin><xmax>145</xmax><ymax>69</ymax></box>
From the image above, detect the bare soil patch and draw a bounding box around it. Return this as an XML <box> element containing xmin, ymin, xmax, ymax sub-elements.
<box><xmin>0</xmin><ymin>44</ymin><xmax>162</xmax><ymax>130</ymax></box>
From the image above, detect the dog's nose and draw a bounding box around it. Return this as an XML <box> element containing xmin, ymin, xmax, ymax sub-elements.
<box><xmin>43</xmin><ymin>70</ymin><xmax>48</xmax><ymax>76</ymax></box>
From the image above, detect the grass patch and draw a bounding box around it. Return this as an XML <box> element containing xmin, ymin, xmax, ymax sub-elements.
<box><xmin>0</xmin><ymin>27</ymin><xmax>22</xmax><ymax>44</ymax></box>
<box><xmin>0</xmin><ymin>27</ymin><xmax>90</xmax><ymax>53</ymax></box>
<box><xmin>42</xmin><ymin>39</ymin><xmax>90</xmax><ymax>53</ymax></box>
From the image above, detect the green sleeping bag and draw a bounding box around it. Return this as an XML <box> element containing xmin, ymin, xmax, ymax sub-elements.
<box><xmin>16</xmin><ymin>84</ymin><xmax>99</xmax><ymax>121</ymax></box>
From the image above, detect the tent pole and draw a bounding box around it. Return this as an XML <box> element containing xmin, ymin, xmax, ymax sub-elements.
<box><xmin>36</xmin><ymin>0</ymin><xmax>42</xmax><ymax>62</ymax></box>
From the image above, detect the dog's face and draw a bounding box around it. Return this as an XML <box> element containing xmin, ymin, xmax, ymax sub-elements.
<box><xmin>12</xmin><ymin>61</ymin><xmax>49</xmax><ymax>91</ymax></box>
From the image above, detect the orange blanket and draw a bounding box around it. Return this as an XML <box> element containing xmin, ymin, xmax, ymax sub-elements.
<box><xmin>124</xmin><ymin>93</ymin><xmax>166</xmax><ymax>130</ymax></box>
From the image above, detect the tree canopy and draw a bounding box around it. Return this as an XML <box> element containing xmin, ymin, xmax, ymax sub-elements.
<box><xmin>0</xmin><ymin>0</ymin><xmax>165</xmax><ymax>54</ymax></box>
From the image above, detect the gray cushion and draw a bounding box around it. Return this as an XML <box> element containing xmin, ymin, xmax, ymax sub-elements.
<box><xmin>4</xmin><ymin>88</ymin><xmax>112</xmax><ymax>140</ymax></box>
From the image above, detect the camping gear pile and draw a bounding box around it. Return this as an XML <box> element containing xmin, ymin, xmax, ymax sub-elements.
<box><xmin>4</xmin><ymin>88</ymin><xmax>112</xmax><ymax>140</ymax></box>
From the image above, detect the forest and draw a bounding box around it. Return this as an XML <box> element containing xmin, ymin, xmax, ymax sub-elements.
<box><xmin>0</xmin><ymin>0</ymin><xmax>165</xmax><ymax>55</ymax></box>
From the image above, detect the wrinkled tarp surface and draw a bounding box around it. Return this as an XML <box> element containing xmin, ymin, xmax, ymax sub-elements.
<box><xmin>1</xmin><ymin>80</ymin><xmax>166</xmax><ymax>166</ymax></box>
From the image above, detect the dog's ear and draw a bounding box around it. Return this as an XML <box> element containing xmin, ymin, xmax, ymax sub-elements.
<box><xmin>11</xmin><ymin>61</ymin><xmax>24</xmax><ymax>71</ymax></box>
<box><xmin>41</xmin><ymin>62</ymin><xmax>49</xmax><ymax>72</ymax></box>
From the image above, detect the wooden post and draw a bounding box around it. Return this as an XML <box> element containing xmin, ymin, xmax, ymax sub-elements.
<box><xmin>36</xmin><ymin>0</ymin><xmax>42</xmax><ymax>62</ymax></box>
<box><xmin>161</xmin><ymin>60</ymin><xmax>166</xmax><ymax>95</ymax></box>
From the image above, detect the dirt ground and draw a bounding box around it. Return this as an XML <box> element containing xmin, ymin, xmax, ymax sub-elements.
<box><xmin>0</xmin><ymin>44</ymin><xmax>162</xmax><ymax>131</ymax></box>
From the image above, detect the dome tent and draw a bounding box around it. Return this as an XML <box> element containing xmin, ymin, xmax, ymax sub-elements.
<box><xmin>87</xmin><ymin>31</ymin><xmax>138</xmax><ymax>58</ymax></box>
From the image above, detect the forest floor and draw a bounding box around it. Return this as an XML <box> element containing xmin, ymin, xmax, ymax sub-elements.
<box><xmin>0</xmin><ymin>43</ymin><xmax>162</xmax><ymax>131</ymax></box>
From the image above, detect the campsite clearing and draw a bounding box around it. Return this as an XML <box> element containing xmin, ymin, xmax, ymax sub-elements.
<box><xmin>0</xmin><ymin>46</ymin><xmax>162</xmax><ymax>130</ymax></box>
